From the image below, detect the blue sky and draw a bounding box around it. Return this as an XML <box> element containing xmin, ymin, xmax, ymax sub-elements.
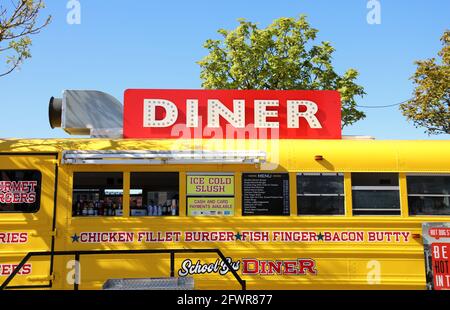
<box><xmin>0</xmin><ymin>0</ymin><xmax>448</xmax><ymax>139</ymax></box>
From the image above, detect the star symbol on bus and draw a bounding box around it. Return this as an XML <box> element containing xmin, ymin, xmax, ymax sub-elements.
<box><xmin>235</xmin><ymin>232</ymin><xmax>242</xmax><ymax>241</ymax></box>
<box><xmin>317</xmin><ymin>232</ymin><xmax>324</xmax><ymax>241</ymax></box>
<box><xmin>71</xmin><ymin>234</ymin><xmax>80</xmax><ymax>243</ymax></box>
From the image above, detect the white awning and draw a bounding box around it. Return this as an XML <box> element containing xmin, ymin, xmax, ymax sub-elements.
<box><xmin>62</xmin><ymin>150</ymin><xmax>266</xmax><ymax>165</ymax></box>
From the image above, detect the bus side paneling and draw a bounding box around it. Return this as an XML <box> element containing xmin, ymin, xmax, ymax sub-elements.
<box><xmin>54</xmin><ymin>218</ymin><xmax>427</xmax><ymax>290</ymax></box>
<box><xmin>50</xmin><ymin>164</ymin><xmax>447</xmax><ymax>290</ymax></box>
<box><xmin>0</xmin><ymin>155</ymin><xmax>56</xmax><ymax>288</ymax></box>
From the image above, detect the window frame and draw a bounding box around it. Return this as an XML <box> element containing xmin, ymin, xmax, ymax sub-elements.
<box><xmin>351</xmin><ymin>173</ymin><xmax>401</xmax><ymax>216</ymax></box>
<box><xmin>406</xmin><ymin>173</ymin><xmax>450</xmax><ymax>216</ymax></box>
<box><xmin>129</xmin><ymin>171</ymin><xmax>180</xmax><ymax>217</ymax></box>
<box><xmin>296</xmin><ymin>172</ymin><xmax>345</xmax><ymax>216</ymax></box>
<box><xmin>71</xmin><ymin>171</ymin><xmax>124</xmax><ymax>218</ymax></box>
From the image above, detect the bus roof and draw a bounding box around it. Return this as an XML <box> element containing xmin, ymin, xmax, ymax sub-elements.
<box><xmin>0</xmin><ymin>138</ymin><xmax>449</xmax><ymax>173</ymax></box>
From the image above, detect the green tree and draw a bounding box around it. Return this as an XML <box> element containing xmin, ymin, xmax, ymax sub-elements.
<box><xmin>400</xmin><ymin>30</ymin><xmax>450</xmax><ymax>135</ymax></box>
<box><xmin>0</xmin><ymin>0</ymin><xmax>51</xmax><ymax>78</ymax></box>
<box><xmin>198</xmin><ymin>16</ymin><xmax>366</xmax><ymax>127</ymax></box>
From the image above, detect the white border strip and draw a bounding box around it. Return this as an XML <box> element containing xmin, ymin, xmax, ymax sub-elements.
<box><xmin>408</xmin><ymin>194</ymin><xmax>450</xmax><ymax>197</ymax></box>
<box><xmin>407</xmin><ymin>173</ymin><xmax>450</xmax><ymax>177</ymax></box>
<box><xmin>352</xmin><ymin>186</ymin><xmax>400</xmax><ymax>191</ymax></box>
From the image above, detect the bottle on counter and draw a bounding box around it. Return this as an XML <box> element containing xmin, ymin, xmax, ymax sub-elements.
<box><xmin>75</xmin><ymin>201</ymin><xmax>81</xmax><ymax>216</ymax></box>
<box><xmin>87</xmin><ymin>202</ymin><xmax>94</xmax><ymax>216</ymax></box>
<box><xmin>171</xmin><ymin>199</ymin><xmax>177</xmax><ymax>216</ymax></box>
<box><xmin>98</xmin><ymin>201</ymin><xmax>104</xmax><ymax>216</ymax></box>
<box><xmin>93</xmin><ymin>201</ymin><xmax>99</xmax><ymax>216</ymax></box>
<box><xmin>81</xmin><ymin>201</ymin><xmax>88</xmax><ymax>216</ymax></box>
<box><xmin>157</xmin><ymin>205</ymin><xmax>162</xmax><ymax>216</ymax></box>
<box><xmin>147</xmin><ymin>203</ymin><xmax>153</xmax><ymax>216</ymax></box>
<box><xmin>112</xmin><ymin>203</ymin><xmax>117</xmax><ymax>216</ymax></box>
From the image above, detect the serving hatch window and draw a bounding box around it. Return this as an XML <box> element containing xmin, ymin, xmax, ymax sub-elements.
<box><xmin>72</xmin><ymin>172</ymin><xmax>123</xmax><ymax>217</ymax></box>
<box><xmin>407</xmin><ymin>175</ymin><xmax>450</xmax><ymax>216</ymax></box>
<box><xmin>351</xmin><ymin>173</ymin><xmax>400</xmax><ymax>216</ymax></box>
<box><xmin>130</xmin><ymin>172</ymin><xmax>179</xmax><ymax>217</ymax></box>
<box><xmin>0</xmin><ymin>170</ymin><xmax>41</xmax><ymax>213</ymax></box>
<box><xmin>297</xmin><ymin>173</ymin><xmax>345</xmax><ymax>215</ymax></box>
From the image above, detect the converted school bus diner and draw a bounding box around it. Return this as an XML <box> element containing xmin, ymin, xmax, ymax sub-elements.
<box><xmin>0</xmin><ymin>89</ymin><xmax>449</xmax><ymax>290</ymax></box>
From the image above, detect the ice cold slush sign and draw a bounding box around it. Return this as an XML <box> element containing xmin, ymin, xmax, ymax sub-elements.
<box><xmin>187</xmin><ymin>175</ymin><xmax>234</xmax><ymax>196</ymax></box>
<box><xmin>123</xmin><ymin>89</ymin><xmax>341</xmax><ymax>139</ymax></box>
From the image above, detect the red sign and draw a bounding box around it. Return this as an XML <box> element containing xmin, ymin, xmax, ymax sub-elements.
<box><xmin>0</xmin><ymin>181</ymin><xmax>37</xmax><ymax>204</ymax></box>
<box><xmin>431</xmin><ymin>243</ymin><xmax>450</xmax><ymax>290</ymax></box>
<box><xmin>242</xmin><ymin>259</ymin><xmax>317</xmax><ymax>275</ymax></box>
<box><xmin>429</xmin><ymin>228</ymin><xmax>450</xmax><ymax>240</ymax></box>
<box><xmin>123</xmin><ymin>89</ymin><xmax>341</xmax><ymax>139</ymax></box>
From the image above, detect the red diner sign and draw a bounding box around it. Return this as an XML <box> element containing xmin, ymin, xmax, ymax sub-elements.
<box><xmin>431</xmin><ymin>243</ymin><xmax>450</xmax><ymax>290</ymax></box>
<box><xmin>123</xmin><ymin>89</ymin><xmax>341</xmax><ymax>139</ymax></box>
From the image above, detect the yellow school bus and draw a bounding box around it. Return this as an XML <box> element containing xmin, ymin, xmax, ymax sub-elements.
<box><xmin>0</xmin><ymin>138</ymin><xmax>449</xmax><ymax>290</ymax></box>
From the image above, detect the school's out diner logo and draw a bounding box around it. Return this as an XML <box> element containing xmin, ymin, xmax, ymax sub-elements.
<box><xmin>177</xmin><ymin>258</ymin><xmax>318</xmax><ymax>277</ymax></box>
<box><xmin>123</xmin><ymin>89</ymin><xmax>341</xmax><ymax>139</ymax></box>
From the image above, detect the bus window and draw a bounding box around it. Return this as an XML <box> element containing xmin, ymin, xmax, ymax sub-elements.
<box><xmin>130</xmin><ymin>172</ymin><xmax>179</xmax><ymax>216</ymax></box>
<box><xmin>297</xmin><ymin>173</ymin><xmax>344</xmax><ymax>215</ymax></box>
<box><xmin>351</xmin><ymin>173</ymin><xmax>400</xmax><ymax>216</ymax></box>
<box><xmin>0</xmin><ymin>170</ymin><xmax>41</xmax><ymax>213</ymax></box>
<box><xmin>72</xmin><ymin>172</ymin><xmax>123</xmax><ymax>217</ymax></box>
<box><xmin>407</xmin><ymin>175</ymin><xmax>450</xmax><ymax>216</ymax></box>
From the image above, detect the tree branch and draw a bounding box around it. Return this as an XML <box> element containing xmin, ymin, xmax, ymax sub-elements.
<box><xmin>0</xmin><ymin>0</ymin><xmax>51</xmax><ymax>78</ymax></box>
<box><xmin>0</xmin><ymin>55</ymin><xmax>22</xmax><ymax>77</ymax></box>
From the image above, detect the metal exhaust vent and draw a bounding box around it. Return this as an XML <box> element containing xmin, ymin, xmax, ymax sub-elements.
<box><xmin>49</xmin><ymin>97</ymin><xmax>62</xmax><ymax>129</ymax></box>
<box><xmin>49</xmin><ymin>90</ymin><xmax>123</xmax><ymax>138</ymax></box>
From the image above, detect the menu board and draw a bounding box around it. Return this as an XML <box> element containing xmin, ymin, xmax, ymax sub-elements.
<box><xmin>242</xmin><ymin>173</ymin><xmax>290</xmax><ymax>216</ymax></box>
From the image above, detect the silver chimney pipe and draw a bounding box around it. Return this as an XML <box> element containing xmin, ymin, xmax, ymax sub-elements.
<box><xmin>49</xmin><ymin>90</ymin><xmax>123</xmax><ymax>138</ymax></box>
